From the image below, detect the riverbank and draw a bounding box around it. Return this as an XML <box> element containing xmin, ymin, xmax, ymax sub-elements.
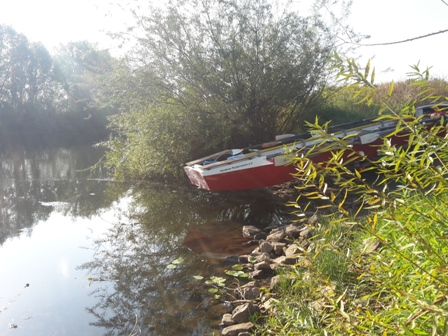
<box><xmin>217</xmin><ymin>215</ymin><xmax>318</xmax><ymax>335</ymax></box>
<box><xmin>215</xmin><ymin>189</ymin><xmax>448</xmax><ymax>335</ymax></box>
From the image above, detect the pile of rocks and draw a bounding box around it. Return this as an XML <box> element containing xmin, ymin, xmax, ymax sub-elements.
<box><xmin>220</xmin><ymin>215</ymin><xmax>318</xmax><ymax>336</ymax></box>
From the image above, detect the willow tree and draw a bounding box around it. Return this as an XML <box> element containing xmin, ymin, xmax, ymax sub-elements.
<box><xmin>105</xmin><ymin>0</ymin><xmax>356</xmax><ymax>179</ymax></box>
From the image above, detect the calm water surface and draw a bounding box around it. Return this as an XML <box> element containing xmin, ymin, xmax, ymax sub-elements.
<box><xmin>0</xmin><ymin>146</ymin><xmax>289</xmax><ymax>335</ymax></box>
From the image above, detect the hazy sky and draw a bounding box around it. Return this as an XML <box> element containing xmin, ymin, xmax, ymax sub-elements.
<box><xmin>349</xmin><ymin>0</ymin><xmax>448</xmax><ymax>82</ymax></box>
<box><xmin>0</xmin><ymin>0</ymin><xmax>447</xmax><ymax>83</ymax></box>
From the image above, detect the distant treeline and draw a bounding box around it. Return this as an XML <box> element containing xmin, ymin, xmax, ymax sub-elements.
<box><xmin>0</xmin><ymin>25</ymin><xmax>117</xmax><ymax>147</ymax></box>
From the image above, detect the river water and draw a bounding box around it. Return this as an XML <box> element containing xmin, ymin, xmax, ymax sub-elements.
<box><xmin>0</xmin><ymin>145</ymin><xmax>290</xmax><ymax>335</ymax></box>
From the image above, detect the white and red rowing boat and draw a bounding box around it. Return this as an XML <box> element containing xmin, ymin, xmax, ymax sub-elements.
<box><xmin>184</xmin><ymin>104</ymin><xmax>448</xmax><ymax>191</ymax></box>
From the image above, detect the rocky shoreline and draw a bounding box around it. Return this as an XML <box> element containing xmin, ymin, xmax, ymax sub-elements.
<box><xmin>218</xmin><ymin>214</ymin><xmax>319</xmax><ymax>336</ymax></box>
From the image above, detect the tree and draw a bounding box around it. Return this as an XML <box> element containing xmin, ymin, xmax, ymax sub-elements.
<box><xmin>54</xmin><ymin>41</ymin><xmax>120</xmax><ymax>118</ymax></box>
<box><xmin>104</xmin><ymin>0</ymin><xmax>355</xmax><ymax>179</ymax></box>
<box><xmin>135</xmin><ymin>0</ymin><xmax>343</xmax><ymax>143</ymax></box>
<box><xmin>0</xmin><ymin>28</ymin><xmax>117</xmax><ymax>145</ymax></box>
<box><xmin>0</xmin><ymin>25</ymin><xmax>65</xmax><ymax>118</ymax></box>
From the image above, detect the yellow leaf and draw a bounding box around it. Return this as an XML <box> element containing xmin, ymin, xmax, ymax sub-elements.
<box><xmin>364</xmin><ymin>59</ymin><xmax>370</xmax><ymax>78</ymax></box>
<box><xmin>387</xmin><ymin>81</ymin><xmax>395</xmax><ymax>97</ymax></box>
<box><xmin>372</xmin><ymin>212</ymin><xmax>378</xmax><ymax>230</ymax></box>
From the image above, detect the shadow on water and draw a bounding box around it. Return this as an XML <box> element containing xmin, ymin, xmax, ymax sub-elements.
<box><xmin>0</xmin><ymin>145</ymin><xmax>293</xmax><ymax>335</ymax></box>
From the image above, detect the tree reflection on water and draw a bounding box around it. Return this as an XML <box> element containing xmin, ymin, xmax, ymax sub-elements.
<box><xmin>78</xmin><ymin>185</ymin><xmax>291</xmax><ymax>335</ymax></box>
<box><xmin>0</xmin><ymin>146</ymin><xmax>111</xmax><ymax>245</ymax></box>
<box><xmin>0</xmin><ymin>145</ymin><xmax>292</xmax><ymax>335</ymax></box>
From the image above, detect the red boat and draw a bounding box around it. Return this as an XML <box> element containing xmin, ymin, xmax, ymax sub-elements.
<box><xmin>184</xmin><ymin>104</ymin><xmax>448</xmax><ymax>191</ymax></box>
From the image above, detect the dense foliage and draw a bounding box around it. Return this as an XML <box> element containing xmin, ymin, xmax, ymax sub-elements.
<box><xmin>101</xmin><ymin>0</ymin><xmax>356</xmax><ymax>180</ymax></box>
<box><xmin>256</xmin><ymin>60</ymin><xmax>448</xmax><ymax>335</ymax></box>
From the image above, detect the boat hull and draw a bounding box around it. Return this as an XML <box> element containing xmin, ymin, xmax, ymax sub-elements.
<box><xmin>184</xmin><ymin>159</ymin><xmax>297</xmax><ymax>191</ymax></box>
<box><xmin>183</xmin><ymin>134</ymin><xmax>412</xmax><ymax>191</ymax></box>
<box><xmin>183</xmin><ymin>105</ymin><xmax>448</xmax><ymax>191</ymax></box>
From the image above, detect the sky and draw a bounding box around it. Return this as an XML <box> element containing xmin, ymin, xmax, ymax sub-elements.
<box><xmin>0</xmin><ymin>0</ymin><xmax>447</xmax><ymax>83</ymax></box>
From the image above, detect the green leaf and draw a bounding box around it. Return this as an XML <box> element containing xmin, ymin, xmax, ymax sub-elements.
<box><xmin>193</xmin><ymin>275</ymin><xmax>204</xmax><ymax>280</ymax></box>
<box><xmin>225</xmin><ymin>270</ymin><xmax>249</xmax><ymax>278</ymax></box>
<box><xmin>172</xmin><ymin>257</ymin><xmax>184</xmax><ymax>265</ymax></box>
<box><xmin>231</xmin><ymin>264</ymin><xmax>243</xmax><ymax>271</ymax></box>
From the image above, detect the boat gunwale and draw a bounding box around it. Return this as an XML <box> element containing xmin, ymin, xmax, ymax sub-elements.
<box><xmin>186</xmin><ymin>120</ymin><xmax>400</xmax><ymax>171</ymax></box>
<box><xmin>186</xmin><ymin>112</ymin><xmax>448</xmax><ymax>172</ymax></box>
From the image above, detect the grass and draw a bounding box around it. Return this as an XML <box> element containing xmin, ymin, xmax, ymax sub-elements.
<box><xmin>256</xmin><ymin>192</ymin><xmax>448</xmax><ymax>335</ymax></box>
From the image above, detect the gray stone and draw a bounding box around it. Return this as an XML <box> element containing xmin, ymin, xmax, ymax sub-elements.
<box><xmin>285</xmin><ymin>255</ymin><xmax>300</xmax><ymax>264</ymax></box>
<box><xmin>251</xmin><ymin>269</ymin><xmax>267</xmax><ymax>279</ymax></box>
<box><xmin>259</xmin><ymin>241</ymin><xmax>273</xmax><ymax>253</ymax></box>
<box><xmin>299</xmin><ymin>227</ymin><xmax>314</xmax><ymax>239</ymax></box>
<box><xmin>298</xmin><ymin>239</ymin><xmax>310</xmax><ymax>250</ymax></box>
<box><xmin>243</xmin><ymin>263</ymin><xmax>254</xmax><ymax>271</ymax></box>
<box><xmin>242</xmin><ymin>225</ymin><xmax>261</xmax><ymax>238</ymax></box>
<box><xmin>221</xmin><ymin>322</ymin><xmax>255</xmax><ymax>336</ymax></box>
<box><xmin>269</xmin><ymin>262</ymin><xmax>281</xmax><ymax>271</ymax></box>
<box><xmin>261</xmin><ymin>298</ymin><xmax>279</xmax><ymax>311</ymax></box>
<box><xmin>266</xmin><ymin>228</ymin><xmax>286</xmax><ymax>242</ymax></box>
<box><xmin>232</xmin><ymin>303</ymin><xmax>259</xmax><ymax>324</ymax></box>
<box><xmin>238</xmin><ymin>255</ymin><xmax>250</xmax><ymax>263</ymax></box>
<box><xmin>220</xmin><ymin>313</ymin><xmax>235</xmax><ymax>327</ymax></box>
<box><xmin>273</xmin><ymin>255</ymin><xmax>298</xmax><ymax>265</ymax></box>
<box><xmin>270</xmin><ymin>275</ymin><xmax>280</xmax><ymax>290</ymax></box>
<box><xmin>308</xmin><ymin>214</ymin><xmax>320</xmax><ymax>225</ymax></box>
<box><xmin>239</xmin><ymin>286</ymin><xmax>261</xmax><ymax>300</ymax></box>
<box><xmin>271</xmin><ymin>242</ymin><xmax>286</xmax><ymax>255</ymax></box>
<box><xmin>253</xmin><ymin>232</ymin><xmax>267</xmax><ymax>241</ymax></box>
<box><xmin>272</xmin><ymin>256</ymin><xmax>286</xmax><ymax>265</ymax></box>
<box><xmin>254</xmin><ymin>260</ymin><xmax>272</xmax><ymax>271</ymax></box>
<box><xmin>285</xmin><ymin>224</ymin><xmax>303</xmax><ymax>239</ymax></box>
<box><xmin>250</xmin><ymin>247</ymin><xmax>261</xmax><ymax>256</ymax></box>
<box><xmin>284</xmin><ymin>243</ymin><xmax>301</xmax><ymax>257</ymax></box>
<box><xmin>255</xmin><ymin>252</ymin><xmax>271</xmax><ymax>263</ymax></box>
<box><xmin>270</xmin><ymin>274</ymin><xmax>296</xmax><ymax>290</ymax></box>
